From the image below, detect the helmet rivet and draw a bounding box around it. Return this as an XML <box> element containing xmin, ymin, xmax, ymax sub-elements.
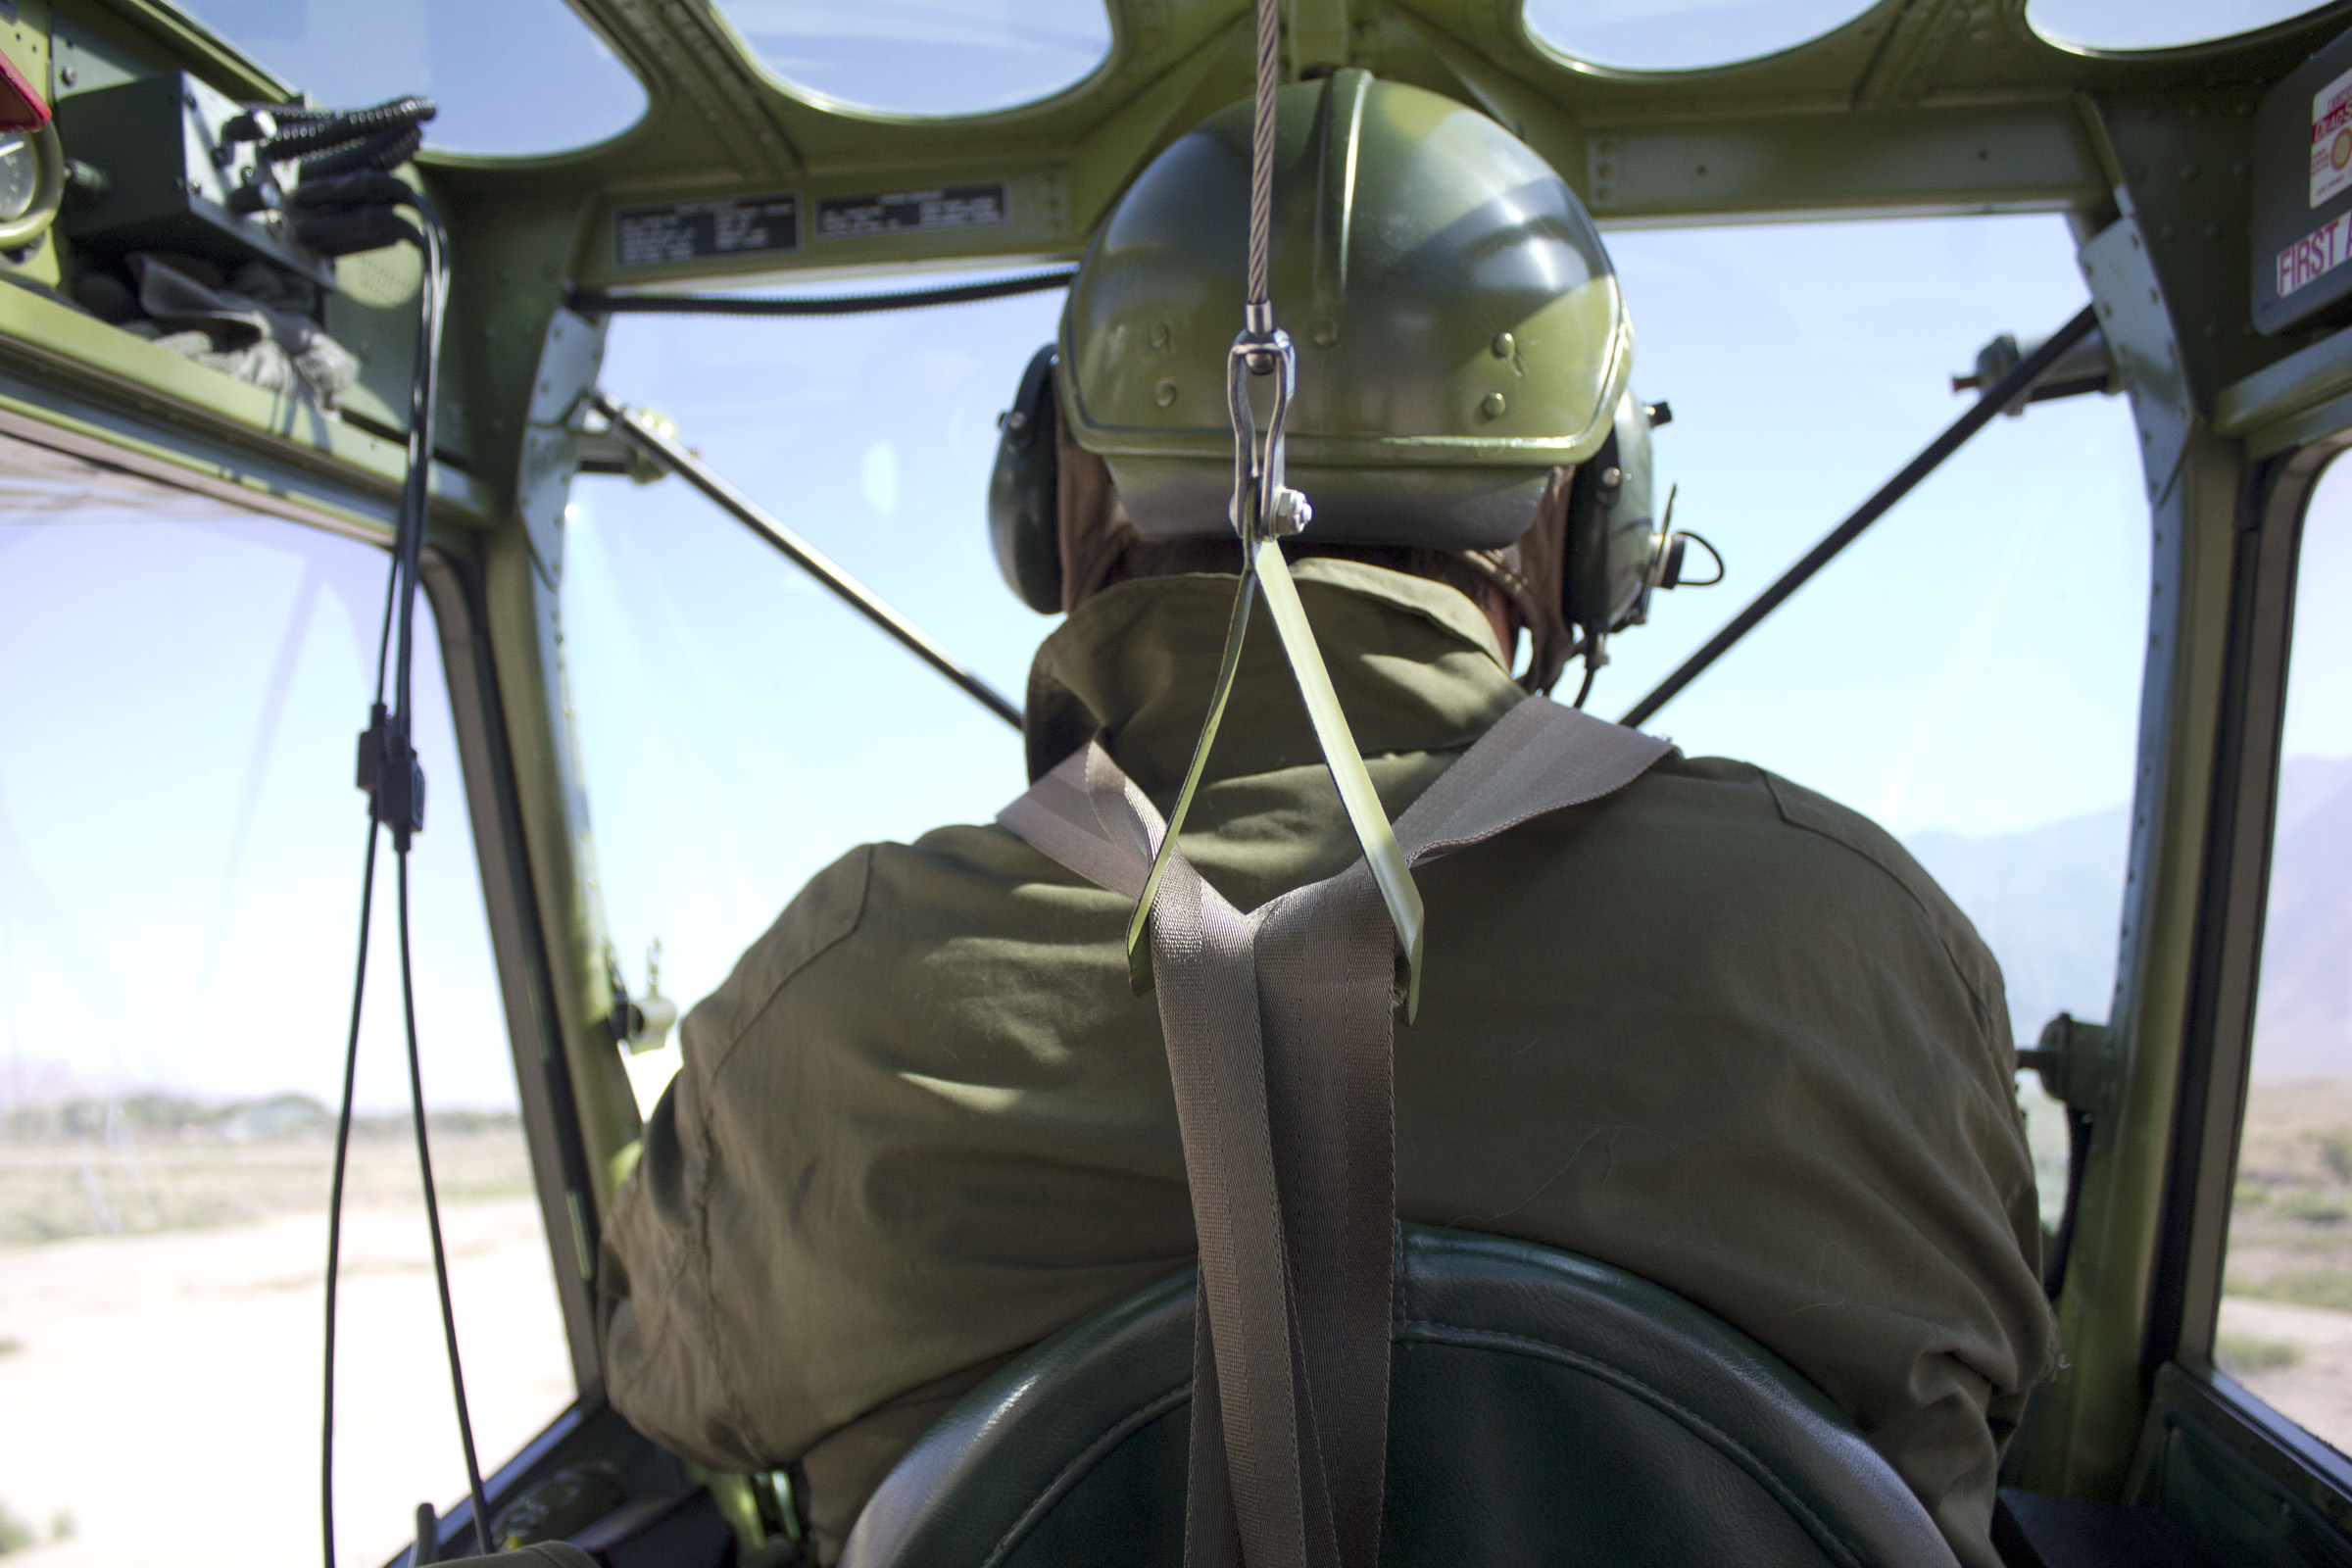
<box><xmin>1480</xmin><ymin>392</ymin><xmax>1507</xmax><ymax>418</ymax></box>
<box><xmin>1490</xmin><ymin>331</ymin><xmax>1514</xmax><ymax>360</ymax></box>
<box><xmin>1311</xmin><ymin>319</ymin><xmax>1339</xmax><ymax>347</ymax></box>
<box><xmin>1150</xmin><ymin>322</ymin><xmax>1172</xmax><ymax>350</ymax></box>
<box><xmin>1154</xmin><ymin>379</ymin><xmax>1179</xmax><ymax>408</ymax></box>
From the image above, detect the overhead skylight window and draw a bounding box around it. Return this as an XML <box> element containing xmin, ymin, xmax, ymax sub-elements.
<box><xmin>174</xmin><ymin>0</ymin><xmax>647</xmax><ymax>158</ymax></box>
<box><xmin>1522</xmin><ymin>0</ymin><xmax>1881</xmax><ymax>74</ymax></box>
<box><xmin>717</xmin><ymin>0</ymin><xmax>1112</xmax><ymax>118</ymax></box>
<box><xmin>2026</xmin><ymin>0</ymin><xmax>2333</xmax><ymax>53</ymax></box>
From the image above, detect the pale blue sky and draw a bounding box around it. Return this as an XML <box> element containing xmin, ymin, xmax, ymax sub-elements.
<box><xmin>172</xmin><ymin>0</ymin><xmax>2336</xmax><ymax>149</ymax></box>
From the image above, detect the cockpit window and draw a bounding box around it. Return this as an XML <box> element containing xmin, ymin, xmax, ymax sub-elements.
<box><xmin>563</xmin><ymin>276</ymin><xmax>1057</xmax><ymax>1116</ymax></box>
<box><xmin>1593</xmin><ymin>215</ymin><xmax>2148</xmax><ymax>1225</ymax></box>
<box><xmin>1520</xmin><ymin>0</ymin><xmax>1882</xmax><ymax>74</ymax></box>
<box><xmin>2025</xmin><ymin>0</ymin><xmax>2336</xmax><ymax>54</ymax></box>
<box><xmin>716</xmin><ymin>0</ymin><xmax>1112</xmax><ymax>118</ymax></box>
<box><xmin>0</xmin><ymin>444</ymin><xmax>570</xmax><ymax>1561</ymax></box>
<box><xmin>563</xmin><ymin>218</ymin><xmax>2150</xmax><ymax>1200</ymax></box>
<box><xmin>173</xmin><ymin>0</ymin><xmax>648</xmax><ymax>158</ymax></box>
<box><xmin>2214</xmin><ymin>460</ymin><xmax>2352</xmax><ymax>1453</ymax></box>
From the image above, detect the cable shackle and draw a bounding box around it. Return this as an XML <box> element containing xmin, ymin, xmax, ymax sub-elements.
<box><xmin>1227</xmin><ymin>328</ymin><xmax>1311</xmax><ymax>542</ymax></box>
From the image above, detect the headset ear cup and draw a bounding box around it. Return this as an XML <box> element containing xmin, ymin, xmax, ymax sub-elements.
<box><xmin>1559</xmin><ymin>428</ymin><xmax>1618</xmax><ymax>651</ymax></box>
<box><xmin>988</xmin><ymin>344</ymin><xmax>1064</xmax><ymax>614</ymax></box>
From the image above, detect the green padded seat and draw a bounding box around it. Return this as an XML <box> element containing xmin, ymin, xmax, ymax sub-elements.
<box><xmin>842</xmin><ymin>1224</ymin><xmax>1960</xmax><ymax>1568</ymax></box>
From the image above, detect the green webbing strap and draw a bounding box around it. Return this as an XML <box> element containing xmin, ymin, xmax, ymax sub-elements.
<box><xmin>1121</xmin><ymin>550</ymin><xmax>1425</xmax><ymax>1017</ymax></box>
<box><xmin>998</xmin><ymin>698</ymin><xmax>1678</xmax><ymax>1568</ymax></box>
<box><xmin>1124</xmin><ymin>571</ymin><xmax>1259</xmax><ymax>996</ymax></box>
<box><xmin>1250</xmin><ymin>539</ymin><xmax>1426</xmax><ymax>1019</ymax></box>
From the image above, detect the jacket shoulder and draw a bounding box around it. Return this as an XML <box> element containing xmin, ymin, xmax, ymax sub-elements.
<box><xmin>1753</xmin><ymin>766</ymin><xmax>2007</xmax><ymax>1032</ymax></box>
<box><xmin>687</xmin><ymin>821</ymin><xmax>1102</xmax><ymax>1055</ymax></box>
<box><xmin>684</xmin><ymin>843</ymin><xmax>875</xmax><ymax>1061</ymax></box>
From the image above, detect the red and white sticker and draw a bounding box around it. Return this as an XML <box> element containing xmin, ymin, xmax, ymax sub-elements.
<box><xmin>2315</xmin><ymin>64</ymin><xmax>2352</xmax><ymax>208</ymax></box>
<box><xmin>2279</xmin><ymin>210</ymin><xmax>2352</xmax><ymax>300</ymax></box>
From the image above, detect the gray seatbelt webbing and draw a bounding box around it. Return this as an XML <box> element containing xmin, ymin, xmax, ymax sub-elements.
<box><xmin>998</xmin><ymin>697</ymin><xmax>1674</xmax><ymax>1568</ymax></box>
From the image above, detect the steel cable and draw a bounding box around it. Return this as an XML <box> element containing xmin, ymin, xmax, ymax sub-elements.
<box><xmin>1247</xmin><ymin>0</ymin><xmax>1277</xmax><ymax>311</ymax></box>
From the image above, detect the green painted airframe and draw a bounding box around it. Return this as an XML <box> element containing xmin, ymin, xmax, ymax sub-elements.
<box><xmin>6</xmin><ymin>3</ymin><xmax>2350</xmax><ymax>1562</ymax></box>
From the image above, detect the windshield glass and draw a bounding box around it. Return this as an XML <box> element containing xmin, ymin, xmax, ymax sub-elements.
<box><xmin>174</xmin><ymin>0</ymin><xmax>647</xmax><ymax>157</ymax></box>
<box><xmin>1523</xmin><ymin>0</ymin><xmax>1880</xmax><ymax>73</ymax></box>
<box><xmin>1596</xmin><ymin>217</ymin><xmax>2149</xmax><ymax>1214</ymax></box>
<box><xmin>2025</xmin><ymin>0</ymin><xmax>2334</xmax><ymax>52</ymax></box>
<box><xmin>717</xmin><ymin>0</ymin><xmax>1112</xmax><ymax>117</ymax></box>
<box><xmin>2215</xmin><ymin>460</ymin><xmax>2352</xmax><ymax>1451</ymax></box>
<box><xmin>0</xmin><ymin>446</ymin><xmax>569</xmax><ymax>1567</ymax></box>
<box><xmin>565</xmin><ymin>276</ymin><xmax>1054</xmax><ymax>1112</ymax></box>
<box><xmin>564</xmin><ymin>214</ymin><xmax>2149</xmax><ymax>1228</ymax></box>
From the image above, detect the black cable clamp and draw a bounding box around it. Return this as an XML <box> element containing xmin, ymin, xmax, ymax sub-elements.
<box><xmin>357</xmin><ymin>700</ymin><xmax>426</xmax><ymax>846</ymax></box>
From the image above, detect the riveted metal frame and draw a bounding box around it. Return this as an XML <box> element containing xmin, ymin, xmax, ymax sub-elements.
<box><xmin>2008</xmin><ymin>198</ymin><xmax>2248</xmax><ymax>1494</ymax></box>
<box><xmin>425</xmin><ymin>541</ymin><xmax>611</xmax><ymax>1392</ymax></box>
<box><xmin>2006</xmin><ymin>100</ymin><xmax>2352</xmax><ymax>1537</ymax></box>
<box><xmin>2151</xmin><ymin>443</ymin><xmax>2331</xmax><ymax>1382</ymax></box>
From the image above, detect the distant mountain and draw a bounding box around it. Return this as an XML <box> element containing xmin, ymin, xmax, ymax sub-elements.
<box><xmin>1900</xmin><ymin>756</ymin><xmax>2351</xmax><ymax>1081</ymax></box>
<box><xmin>1904</xmin><ymin>808</ymin><xmax>2131</xmax><ymax>1050</ymax></box>
<box><xmin>2250</xmin><ymin>756</ymin><xmax>2352</xmax><ymax>1081</ymax></box>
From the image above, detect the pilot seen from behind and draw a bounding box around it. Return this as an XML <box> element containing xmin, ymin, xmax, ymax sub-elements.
<box><xmin>598</xmin><ymin>72</ymin><xmax>2057</xmax><ymax>1568</ymax></box>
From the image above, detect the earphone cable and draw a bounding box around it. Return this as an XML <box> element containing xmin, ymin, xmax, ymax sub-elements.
<box><xmin>322</xmin><ymin>178</ymin><xmax>478</xmax><ymax>1568</ymax></box>
<box><xmin>320</xmin><ymin>817</ymin><xmax>380</xmax><ymax>1568</ymax></box>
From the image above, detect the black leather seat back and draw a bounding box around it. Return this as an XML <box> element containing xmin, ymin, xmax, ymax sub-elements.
<box><xmin>843</xmin><ymin>1226</ymin><xmax>1960</xmax><ymax>1568</ymax></box>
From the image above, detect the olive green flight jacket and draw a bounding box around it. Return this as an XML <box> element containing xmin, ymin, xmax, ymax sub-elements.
<box><xmin>599</xmin><ymin>560</ymin><xmax>2057</xmax><ymax>1566</ymax></box>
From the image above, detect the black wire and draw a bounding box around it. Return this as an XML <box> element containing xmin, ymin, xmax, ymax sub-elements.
<box><xmin>567</xmin><ymin>266</ymin><xmax>1077</xmax><ymax>319</ymax></box>
<box><xmin>368</xmin><ymin>217</ymin><xmax>441</xmax><ymax>710</ymax></box>
<box><xmin>304</xmin><ymin>124</ymin><xmax>425</xmax><ymax>182</ymax></box>
<box><xmin>320</xmin><ymin>818</ymin><xmax>381</xmax><ymax>1568</ymax></box>
<box><xmin>1672</xmin><ymin>531</ymin><xmax>1726</xmax><ymax>588</ymax></box>
<box><xmin>1571</xmin><ymin>662</ymin><xmax>1597</xmax><ymax>710</ymax></box>
<box><xmin>399</xmin><ymin>850</ymin><xmax>493</xmax><ymax>1552</ymax></box>
<box><xmin>323</xmin><ymin>186</ymin><xmax>474</xmax><ymax>1568</ymax></box>
<box><xmin>390</xmin><ymin>219</ymin><xmax>445</xmax><ymax>732</ymax></box>
<box><xmin>261</xmin><ymin>96</ymin><xmax>435</xmax><ymax>164</ymax></box>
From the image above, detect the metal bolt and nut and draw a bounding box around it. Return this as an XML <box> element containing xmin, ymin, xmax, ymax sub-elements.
<box><xmin>1268</xmin><ymin>487</ymin><xmax>1313</xmax><ymax>536</ymax></box>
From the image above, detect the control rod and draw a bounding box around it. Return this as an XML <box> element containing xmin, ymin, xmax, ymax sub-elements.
<box><xmin>591</xmin><ymin>392</ymin><xmax>1025</xmax><ymax>732</ymax></box>
<box><xmin>1619</xmin><ymin>302</ymin><xmax>2102</xmax><ymax>730</ymax></box>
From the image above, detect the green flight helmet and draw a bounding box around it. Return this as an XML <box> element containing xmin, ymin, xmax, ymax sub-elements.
<box><xmin>1058</xmin><ymin>68</ymin><xmax>1631</xmax><ymax>550</ymax></box>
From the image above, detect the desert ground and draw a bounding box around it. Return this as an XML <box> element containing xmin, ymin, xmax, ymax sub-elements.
<box><xmin>5</xmin><ymin>1076</ymin><xmax>2350</xmax><ymax>1566</ymax></box>
<box><xmin>2210</xmin><ymin>1076</ymin><xmax>2352</xmax><ymax>1450</ymax></box>
<box><xmin>0</xmin><ymin>1123</ymin><xmax>573</xmax><ymax>1568</ymax></box>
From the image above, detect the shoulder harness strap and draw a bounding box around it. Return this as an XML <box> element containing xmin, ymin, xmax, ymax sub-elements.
<box><xmin>998</xmin><ymin>698</ymin><xmax>1675</xmax><ymax>1568</ymax></box>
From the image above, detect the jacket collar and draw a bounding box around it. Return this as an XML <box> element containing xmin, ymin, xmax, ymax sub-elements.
<box><xmin>1023</xmin><ymin>559</ymin><xmax>1525</xmax><ymax>789</ymax></box>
